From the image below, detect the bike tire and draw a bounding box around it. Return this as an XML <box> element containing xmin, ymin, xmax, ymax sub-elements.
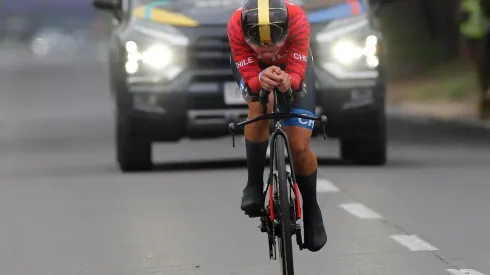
<box><xmin>274</xmin><ymin>135</ymin><xmax>294</xmax><ymax>275</ymax></box>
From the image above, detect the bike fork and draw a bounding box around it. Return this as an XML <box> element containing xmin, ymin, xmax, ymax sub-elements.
<box><xmin>287</xmin><ymin>169</ymin><xmax>304</xmax><ymax>251</ymax></box>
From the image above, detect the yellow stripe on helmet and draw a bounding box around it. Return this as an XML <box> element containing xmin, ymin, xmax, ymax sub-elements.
<box><xmin>258</xmin><ymin>0</ymin><xmax>271</xmax><ymax>45</ymax></box>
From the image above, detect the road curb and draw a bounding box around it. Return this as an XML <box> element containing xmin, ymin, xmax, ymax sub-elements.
<box><xmin>386</xmin><ymin>106</ymin><xmax>490</xmax><ymax>130</ymax></box>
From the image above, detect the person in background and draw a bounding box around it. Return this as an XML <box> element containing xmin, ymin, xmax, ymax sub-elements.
<box><xmin>458</xmin><ymin>0</ymin><xmax>490</xmax><ymax>119</ymax></box>
<box><xmin>479</xmin><ymin>0</ymin><xmax>490</xmax><ymax>118</ymax></box>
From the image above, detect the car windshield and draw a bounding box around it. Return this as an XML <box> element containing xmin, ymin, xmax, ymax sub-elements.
<box><xmin>134</xmin><ymin>0</ymin><xmax>364</xmax><ymax>9</ymax></box>
<box><xmin>134</xmin><ymin>0</ymin><xmax>244</xmax><ymax>7</ymax></box>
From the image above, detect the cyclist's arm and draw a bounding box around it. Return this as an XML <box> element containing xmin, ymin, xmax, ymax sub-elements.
<box><xmin>227</xmin><ymin>10</ymin><xmax>262</xmax><ymax>94</ymax></box>
<box><xmin>285</xmin><ymin>6</ymin><xmax>310</xmax><ymax>91</ymax></box>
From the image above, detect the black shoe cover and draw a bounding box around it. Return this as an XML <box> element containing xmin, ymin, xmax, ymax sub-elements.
<box><xmin>241</xmin><ymin>139</ymin><xmax>268</xmax><ymax>217</ymax></box>
<box><xmin>296</xmin><ymin>170</ymin><xmax>327</xmax><ymax>252</ymax></box>
<box><xmin>241</xmin><ymin>183</ymin><xmax>264</xmax><ymax>217</ymax></box>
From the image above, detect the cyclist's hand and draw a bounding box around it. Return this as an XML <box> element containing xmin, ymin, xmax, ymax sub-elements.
<box><xmin>259</xmin><ymin>66</ymin><xmax>282</xmax><ymax>91</ymax></box>
<box><xmin>276</xmin><ymin>70</ymin><xmax>292</xmax><ymax>93</ymax></box>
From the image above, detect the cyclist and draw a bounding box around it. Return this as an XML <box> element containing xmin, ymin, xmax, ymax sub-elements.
<box><xmin>227</xmin><ymin>0</ymin><xmax>327</xmax><ymax>252</ymax></box>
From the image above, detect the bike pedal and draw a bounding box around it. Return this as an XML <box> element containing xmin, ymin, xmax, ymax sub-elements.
<box><xmin>258</xmin><ymin>223</ymin><xmax>267</xmax><ymax>233</ymax></box>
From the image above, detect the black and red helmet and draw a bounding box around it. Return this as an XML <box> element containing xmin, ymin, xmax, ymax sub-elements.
<box><xmin>241</xmin><ymin>0</ymin><xmax>289</xmax><ymax>46</ymax></box>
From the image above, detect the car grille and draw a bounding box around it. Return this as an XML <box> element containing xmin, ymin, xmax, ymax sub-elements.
<box><xmin>190</xmin><ymin>35</ymin><xmax>232</xmax><ymax>71</ymax></box>
<box><xmin>186</xmin><ymin>34</ymin><xmax>243</xmax><ymax>110</ymax></box>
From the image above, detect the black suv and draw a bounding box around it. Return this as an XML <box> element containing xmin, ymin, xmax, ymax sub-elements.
<box><xmin>92</xmin><ymin>0</ymin><xmax>391</xmax><ymax>172</ymax></box>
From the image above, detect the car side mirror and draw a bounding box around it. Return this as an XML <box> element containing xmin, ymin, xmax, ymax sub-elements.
<box><xmin>366</xmin><ymin>0</ymin><xmax>405</xmax><ymax>32</ymax></box>
<box><xmin>92</xmin><ymin>0</ymin><xmax>120</xmax><ymax>10</ymax></box>
<box><xmin>371</xmin><ymin>0</ymin><xmax>405</xmax><ymax>16</ymax></box>
<box><xmin>92</xmin><ymin>0</ymin><xmax>122</xmax><ymax>21</ymax></box>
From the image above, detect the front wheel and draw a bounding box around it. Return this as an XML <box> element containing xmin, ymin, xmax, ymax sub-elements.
<box><xmin>115</xmin><ymin>107</ymin><xmax>153</xmax><ymax>172</ymax></box>
<box><xmin>274</xmin><ymin>135</ymin><xmax>294</xmax><ymax>275</ymax></box>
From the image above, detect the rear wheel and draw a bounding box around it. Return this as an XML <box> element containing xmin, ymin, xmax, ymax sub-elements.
<box><xmin>274</xmin><ymin>135</ymin><xmax>294</xmax><ymax>275</ymax></box>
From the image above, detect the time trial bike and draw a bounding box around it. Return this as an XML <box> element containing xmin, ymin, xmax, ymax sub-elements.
<box><xmin>228</xmin><ymin>87</ymin><xmax>327</xmax><ymax>275</ymax></box>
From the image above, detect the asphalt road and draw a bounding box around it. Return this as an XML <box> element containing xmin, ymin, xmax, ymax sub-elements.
<box><xmin>1</xmin><ymin>57</ymin><xmax>490</xmax><ymax>275</ymax></box>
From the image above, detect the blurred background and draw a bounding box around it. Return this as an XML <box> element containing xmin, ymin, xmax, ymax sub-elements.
<box><xmin>1</xmin><ymin>0</ymin><xmax>487</xmax><ymax>119</ymax></box>
<box><xmin>1</xmin><ymin>0</ymin><xmax>490</xmax><ymax>275</ymax></box>
<box><xmin>0</xmin><ymin>0</ymin><xmax>481</xmax><ymax>110</ymax></box>
<box><xmin>380</xmin><ymin>0</ymin><xmax>489</xmax><ymax>120</ymax></box>
<box><xmin>0</xmin><ymin>0</ymin><xmax>111</xmax><ymax>59</ymax></box>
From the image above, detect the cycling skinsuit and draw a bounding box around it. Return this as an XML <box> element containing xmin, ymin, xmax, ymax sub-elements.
<box><xmin>227</xmin><ymin>1</ymin><xmax>316</xmax><ymax>131</ymax></box>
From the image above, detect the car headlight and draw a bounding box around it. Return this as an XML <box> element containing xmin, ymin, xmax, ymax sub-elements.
<box><xmin>315</xmin><ymin>14</ymin><xmax>380</xmax><ymax>79</ymax></box>
<box><xmin>125</xmin><ymin>42</ymin><xmax>173</xmax><ymax>70</ymax></box>
<box><xmin>122</xmin><ymin>19</ymin><xmax>187</xmax><ymax>80</ymax></box>
<box><xmin>331</xmin><ymin>35</ymin><xmax>378</xmax><ymax>66</ymax></box>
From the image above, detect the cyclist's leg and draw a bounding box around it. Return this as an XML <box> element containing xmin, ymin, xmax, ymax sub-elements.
<box><xmin>230</xmin><ymin>54</ymin><xmax>272</xmax><ymax>217</ymax></box>
<box><xmin>280</xmin><ymin>51</ymin><xmax>327</xmax><ymax>252</ymax></box>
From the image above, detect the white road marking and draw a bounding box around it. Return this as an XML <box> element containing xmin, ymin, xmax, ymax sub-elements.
<box><xmin>339</xmin><ymin>203</ymin><xmax>383</xmax><ymax>219</ymax></box>
<box><xmin>446</xmin><ymin>269</ymin><xmax>486</xmax><ymax>275</ymax></box>
<box><xmin>317</xmin><ymin>178</ymin><xmax>340</xmax><ymax>193</ymax></box>
<box><xmin>389</xmin><ymin>234</ymin><xmax>438</xmax><ymax>251</ymax></box>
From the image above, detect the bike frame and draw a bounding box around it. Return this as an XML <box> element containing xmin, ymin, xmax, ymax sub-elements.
<box><xmin>229</xmin><ymin>88</ymin><xmax>327</xmax><ymax>189</ymax></box>
<box><xmin>228</xmin><ymin>87</ymin><xmax>328</xmax><ymax>262</ymax></box>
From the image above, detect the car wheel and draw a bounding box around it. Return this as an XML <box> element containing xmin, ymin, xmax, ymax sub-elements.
<box><xmin>115</xmin><ymin>108</ymin><xmax>153</xmax><ymax>172</ymax></box>
<box><xmin>340</xmin><ymin>112</ymin><xmax>387</xmax><ymax>166</ymax></box>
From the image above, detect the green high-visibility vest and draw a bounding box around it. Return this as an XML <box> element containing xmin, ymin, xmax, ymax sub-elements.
<box><xmin>460</xmin><ymin>0</ymin><xmax>488</xmax><ymax>38</ymax></box>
